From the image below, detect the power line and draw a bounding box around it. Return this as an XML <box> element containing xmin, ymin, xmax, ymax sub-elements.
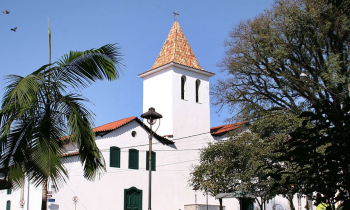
<box><xmin>157</xmin><ymin>159</ymin><xmax>199</xmax><ymax>167</ymax></box>
<box><xmin>66</xmin><ymin>184</ymin><xmax>88</xmax><ymax>210</ymax></box>
<box><xmin>67</xmin><ymin>158</ymin><xmax>200</xmax><ymax>176</ymax></box>
<box><xmin>96</xmin><ymin>135</ymin><xmax>212</xmax><ymax>152</ymax></box>
<box><xmin>99</xmin><ymin>148</ymin><xmax>201</xmax><ymax>152</ymax></box>
<box><xmin>171</xmin><ymin>132</ymin><xmax>211</xmax><ymax>141</ymax></box>
<box><xmin>54</xmin><ymin>191</ymin><xmax>70</xmax><ymax>210</ymax></box>
<box><xmin>64</xmin><ymin>131</ymin><xmax>213</xmax><ymax>154</ymax></box>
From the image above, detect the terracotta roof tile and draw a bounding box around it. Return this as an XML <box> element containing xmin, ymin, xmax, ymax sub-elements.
<box><xmin>150</xmin><ymin>21</ymin><xmax>203</xmax><ymax>71</ymax></box>
<box><xmin>93</xmin><ymin>116</ymin><xmax>173</xmax><ymax>144</ymax></box>
<box><xmin>93</xmin><ymin>116</ymin><xmax>136</xmax><ymax>133</ymax></box>
<box><xmin>62</xmin><ymin>151</ymin><xmax>79</xmax><ymax>157</ymax></box>
<box><xmin>210</xmin><ymin>122</ymin><xmax>247</xmax><ymax>137</ymax></box>
<box><xmin>62</xmin><ymin>116</ymin><xmax>174</xmax><ymax>157</ymax></box>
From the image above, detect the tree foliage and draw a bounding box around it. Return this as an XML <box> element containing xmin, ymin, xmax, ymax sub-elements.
<box><xmin>214</xmin><ymin>0</ymin><xmax>350</xmax><ymax>121</ymax></box>
<box><xmin>190</xmin><ymin>111</ymin><xmax>305</xmax><ymax>210</ymax></box>
<box><xmin>282</xmin><ymin>100</ymin><xmax>350</xmax><ymax>205</ymax></box>
<box><xmin>0</xmin><ymin>42</ymin><xmax>123</xmax><ymax>209</ymax></box>
<box><xmin>213</xmin><ymin>0</ymin><xmax>350</xmax><ymax>204</ymax></box>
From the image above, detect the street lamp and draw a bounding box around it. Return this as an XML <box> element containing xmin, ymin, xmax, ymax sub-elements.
<box><xmin>300</xmin><ymin>72</ymin><xmax>337</xmax><ymax>95</ymax></box>
<box><xmin>300</xmin><ymin>72</ymin><xmax>308</xmax><ymax>80</ymax></box>
<box><xmin>141</xmin><ymin>107</ymin><xmax>162</xmax><ymax>210</ymax></box>
<box><xmin>300</xmin><ymin>72</ymin><xmax>350</xmax><ymax>113</ymax></box>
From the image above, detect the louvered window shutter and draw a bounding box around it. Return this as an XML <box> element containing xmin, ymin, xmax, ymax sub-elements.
<box><xmin>110</xmin><ymin>147</ymin><xmax>120</xmax><ymax>168</ymax></box>
<box><xmin>128</xmin><ymin>149</ymin><xmax>139</xmax><ymax>169</ymax></box>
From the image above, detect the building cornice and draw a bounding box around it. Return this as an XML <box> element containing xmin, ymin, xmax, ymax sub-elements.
<box><xmin>138</xmin><ymin>62</ymin><xmax>215</xmax><ymax>78</ymax></box>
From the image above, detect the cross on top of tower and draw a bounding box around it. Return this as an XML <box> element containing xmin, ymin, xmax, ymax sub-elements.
<box><xmin>173</xmin><ymin>10</ymin><xmax>179</xmax><ymax>21</ymax></box>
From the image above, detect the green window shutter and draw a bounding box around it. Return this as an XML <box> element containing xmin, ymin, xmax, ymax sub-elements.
<box><xmin>6</xmin><ymin>200</ymin><xmax>10</xmax><ymax>210</ymax></box>
<box><xmin>110</xmin><ymin>146</ymin><xmax>120</xmax><ymax>168</ymax></box>
<box><xmin>128</xmin><ymin>149</ymin><xmax>139</xmax><ymax>169</ymax></box>
<box><xmin>146</xmin><ymin>151</ymin><xmax>156</xmax><ymax>171</ymax></box>
<box><xmin>7</xmin><ymin>189</ymin><xmax>11</xmax><ymax>195</ymax></box>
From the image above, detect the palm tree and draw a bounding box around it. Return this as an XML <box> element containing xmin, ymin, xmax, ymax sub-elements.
<box><xmin>0</xmin><ymin>28</ymin><xmax>123</xmax><ymax>209</ymax></box>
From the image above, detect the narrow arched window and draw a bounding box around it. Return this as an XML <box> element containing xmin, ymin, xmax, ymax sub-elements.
<box><xmin>196</xmin><ymin>79</ymin><xmax>201</xmax><ymax>103</ymax></box>
<box><xmin>181</xmin><ymin>75</ymin><xmax>186</xmax><ymax>100</ymax></box>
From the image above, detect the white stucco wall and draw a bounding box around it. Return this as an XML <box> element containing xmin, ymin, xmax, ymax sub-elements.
<box><xmin>1</xmin><ymin>121</ymin><xmax>221</xmax><ymax>210</ymax></box>
<box><xmin>172</xmin><ymin>66</ymin><xmax>211</xmax><ymax>139</ymax></box>
<box><xmin>0</xmin><ymin>123</ymin><xmax>313</xmax><ymax>210</ymax></box>
<box><xmin>142</xmin><ymin>63</ymin><xmax>212</xmax><ymax>139</ymax></box>
<box><xmin>143</xmin><ymin>67</ymin><xmax>173</xmax><ymax>137</ymax></box>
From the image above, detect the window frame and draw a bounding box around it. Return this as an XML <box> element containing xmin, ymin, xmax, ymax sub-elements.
<box><xmin>195</xmin><ymin>79</ymin><xmax>201</xmax><ymax>103</ymax></box>
<box><xmin>6</xmin><ymin>200</ymin><xmax>11</xmax><ymax>210</ymax></box>
<box><xmin>110</xmin><ymin>146</ymin><xmax>121</xmax><ymax>168</ymax></box>
<box><xmin>128</xmin><ymin>149</ymin><xmax>139</xmax><ymax>170</ymax></box>
<box><xmin>181</xmin><ymin>75</ymin><xmax>187</xmax><ymax>100</ymax></box>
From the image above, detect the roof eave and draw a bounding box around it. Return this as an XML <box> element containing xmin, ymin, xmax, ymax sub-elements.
<box><xmin>138</xmin><ymin>62</ymin><xmax>215</xmax><ymax>78</ymax></box>
<box><xmin>211</xmin><ymin>132</ymin><xmax>227</xmax><ymax>137</ymax></box>
<box><xmin>134</xmin><ymin>118</ymin><xmax>174</xmax><ymax>145</ymax></box>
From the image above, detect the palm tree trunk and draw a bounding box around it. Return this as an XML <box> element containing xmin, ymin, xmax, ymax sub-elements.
<box><xmin>41</xmin><ymin>178</ymin><xmax>48</xmax><ymax>210</ymax></box>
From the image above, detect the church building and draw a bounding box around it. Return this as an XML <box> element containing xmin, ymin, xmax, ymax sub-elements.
<box><xmin>0</xmin><ymin>20</ymin><xmax>305</xmax><ymax>210</ymax></box>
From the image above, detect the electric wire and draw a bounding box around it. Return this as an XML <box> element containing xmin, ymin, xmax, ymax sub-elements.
<box><xmin>67</xmin><ymin>158</ymin><xmax>200</xmax><ymax>176</ymax></box>
<box><xmin>95</xmin><ymin>134</ymin><xmax>213</xmax><ymax>152</ymax></box>
<box><xmin>65</xmin><ymin>184</ymin><xmax>88</xmax><ymax>210</ymax></box>
<box><xmin>53</xmin><ymin>190</ymin><xmax>70</xmax><ymax>210</ymax></box>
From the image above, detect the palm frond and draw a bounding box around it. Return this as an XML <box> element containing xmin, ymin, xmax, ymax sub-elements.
<box><xmin>58</xmin><ymin>93</ymin><xmax>105</xmax><ymax>180</ymax></box>
<box><xmin>0</xmin><ymin>42</ymin><xmax>122</xmax><ymax>194</ymax></box>
<box><xmin>55</xmin><ymin>43</ymin><xmax>123</xmax><ymax>89</ymax></box>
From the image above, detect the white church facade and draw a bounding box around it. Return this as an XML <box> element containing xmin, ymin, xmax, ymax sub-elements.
<box><xmin>1</xmin><ymin>20</ymin><xmax>309</xmax><ymax>210</ymax></box>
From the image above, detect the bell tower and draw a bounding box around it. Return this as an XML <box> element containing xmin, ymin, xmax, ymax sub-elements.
<box><xmin>138</xmin><ymin>21</ymin><xmax>214</xmax><ymax>138</ymax></box>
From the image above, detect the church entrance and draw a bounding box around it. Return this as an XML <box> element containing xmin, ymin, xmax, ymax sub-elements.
<box><xmin>124</xmin><ymin>187</ymin><xmax>142</xmax><ymax>210</ymax></box>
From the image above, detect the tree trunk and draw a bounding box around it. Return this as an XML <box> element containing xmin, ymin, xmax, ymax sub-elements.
<box><xmin>287</xmin><ymin>194</ymin><xmax>295</xmax><ymax>210</ymax></box>
<box><xmin>41</xmin><ymin>178</ymin><xmax>48</xmax><ymax>210</ymax></box>
<box><xmin>255</xmin><ymin>198</ymin><xmax>263</xmax><ymax>210</ymax></box>
<box><xmin>219</xmin><ymin>198</ymin><xmax>223</xmax><ymax>210</ymax></box>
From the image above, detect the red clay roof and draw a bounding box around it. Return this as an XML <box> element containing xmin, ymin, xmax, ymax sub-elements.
<box><xmin>93</xmin><ymin>116</ymin><xmax>136</xmax><ymax>133</ymax></box>
<box><xmin>62</xmin><ymin>151</ymin><xmax>79</xmax><ymax>157</ymax></box>
<box><xmin>210</xmin><ymin>122</ymin><xmax>247</xmax><ymax>137</ymax></box>
<box><xmin>62</xmin><ymin>116</ymin><xmax>174</xmax><ymax>157</ymax></box>
<box><xmin>93</xmin><ymin>116</ymin><xmax>173</xmax><ymax>145</ymax></box>
<box><xmin>150</xmin><ymin>21</ymin><xmax>203</xmax><ymax>71</ymax></box>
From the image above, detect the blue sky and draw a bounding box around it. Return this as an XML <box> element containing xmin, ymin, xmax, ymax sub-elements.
<box><xmin>0</xmin><ymin>0</ymin><xmax>274</xmax><ymax>128</ymax></box>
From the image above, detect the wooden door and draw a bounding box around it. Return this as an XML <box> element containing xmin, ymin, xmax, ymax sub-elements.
<box><xmin>124</xmin><ymin>187</ymin><xmax>142</xmax><ymax>210</ymax></box>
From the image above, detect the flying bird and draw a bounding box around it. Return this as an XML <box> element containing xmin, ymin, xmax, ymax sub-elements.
<box><xmin>10</xmin><ymin>27</ymin><xmax>17</xmax><ymax>32</ymax></box>
<box><xmin>3</xmin><ymin>9</ymin><xmax>10</xmax><ymax>14</ymax></box>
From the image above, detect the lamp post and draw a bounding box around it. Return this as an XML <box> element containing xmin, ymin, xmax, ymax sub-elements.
<box><xmin>300</xmin><ymin>72</ymin><xmax>350</xmax><ymax>97</ymax></box>
<box><xmin>141</xmin><ymin>107</ymin><xmax>162</xmax><ymax>210</ymax></box>
<box><xmin>300</xmin><ymin>72</ymin><xmax>338</xmax><ymax>96</ymax></box>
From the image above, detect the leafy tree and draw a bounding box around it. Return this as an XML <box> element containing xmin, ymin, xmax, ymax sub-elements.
<box><xmin>189</xmin><ymin>138</ymin><xmax>244</xmax><ymax>210</ymax></box>
<box><xmin>0</xmin><ymin>28</ymin><xmax>123</xmax><ymax>209</ymax></box>
<box><xmin>281</xmin><ymin>100</ymin><xmax>350</xmax><ymax>207</ymax></box>
<box><xmin>213</xmin><ymin>0</ymin><xmax>350</xmax><ymax>204</ymax></box>
<box><xmin>190</xmin><ymin>111</ymin><xmax>305</xmax><ymax>210</ymax></box>
<box><xmin>251</xmin><ymin>111</ymin><xmax>310</xmax><ymax>210</ymax></box>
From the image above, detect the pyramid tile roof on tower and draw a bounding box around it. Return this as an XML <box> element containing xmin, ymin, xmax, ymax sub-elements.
<box><xmin>142</xmin><ymin>21</ymin><xmax>207</xmax><ymax>75</ymax></box>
